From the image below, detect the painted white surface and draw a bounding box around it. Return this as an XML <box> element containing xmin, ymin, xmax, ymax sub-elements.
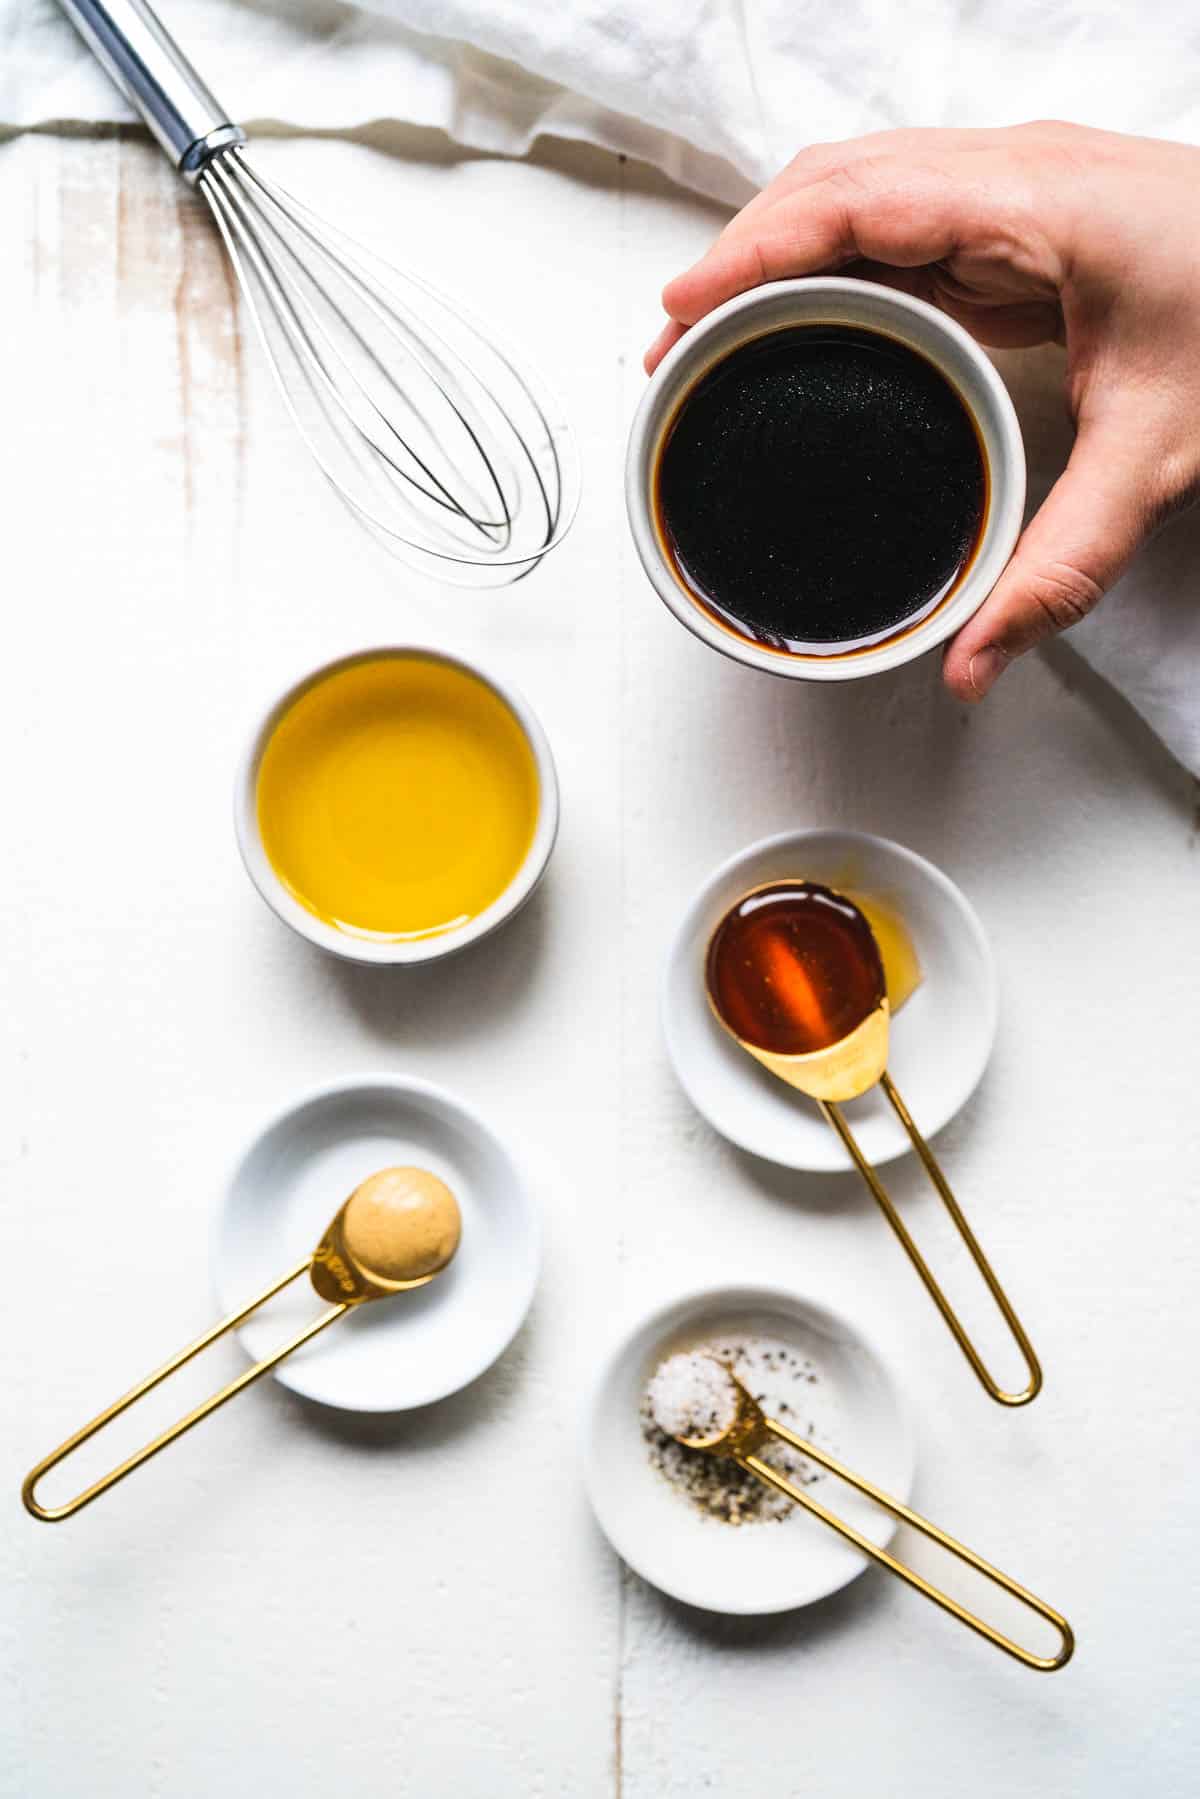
<box><xmin>3</xmin><ymin>128</ymin><xmax>1199</xmax><ymax>1798</ymax></box>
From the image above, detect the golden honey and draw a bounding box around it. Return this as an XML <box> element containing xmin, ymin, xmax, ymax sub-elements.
<box><xmin>257</xmin><ymin>654</ymin><xmax>539</xmax><ymax>940</ymax></box>
<box><xmin>706</xmin><ymin>881</ymin><xmax>921</xmax><ymax>1056</ymax></box>
<box><xmin>708</xmin><ymin>883</ymin><xmax>885</xmax><ymax>1055</ymax></box>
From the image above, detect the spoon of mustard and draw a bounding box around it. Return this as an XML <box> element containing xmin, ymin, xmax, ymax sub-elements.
<box><xmin>706</xmin><ymin>880</ymin><xmax>1041</xmax><ymax>1406</ymax></box>
<box><xmin>658</xmin><ymin>1351</ymin><xmax>1072</xmax><ymax>1671</ymax></box>
<box><xmin>22</xmin><ymin>1167</ymin><xmax>462</xmax><ymax>1521</ymax></box>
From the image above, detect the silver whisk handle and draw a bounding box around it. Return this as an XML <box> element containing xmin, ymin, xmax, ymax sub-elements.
<box><xmin>56</xmin><ymin>0</ymin><xmax>244</xmax><ymax>180</ymax></box>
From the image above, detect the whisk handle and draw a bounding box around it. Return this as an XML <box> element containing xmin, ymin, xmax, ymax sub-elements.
<box><xmin>57</xmin><ymin>0</ymin><xmax>244</xmax><ymax>179</ymax></box>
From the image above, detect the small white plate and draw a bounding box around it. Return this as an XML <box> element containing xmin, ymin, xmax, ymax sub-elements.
<box><xmin>583</xmin><ymin>1284</ymin><xmax>914</xmax><ymax>1615</ymax></box>
<box><xmin>212</xmin><ymin>1076</ymin><xmax>540</xmax><ymax>1412</ymax></box>
<box><xmin>663</xmin><ymin>829</ymin><xmax>997</xmax><ymax>1171</ymax></box>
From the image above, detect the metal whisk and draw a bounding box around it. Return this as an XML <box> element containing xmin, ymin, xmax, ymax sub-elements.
<box><xmin>58</xmin><ymin>0</ymin><xmax>579</xmax><ymax>582</ymax></box>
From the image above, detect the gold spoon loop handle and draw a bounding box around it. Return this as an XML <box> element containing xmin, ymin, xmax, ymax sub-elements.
<box><xmin>22</xmin><ymin>1258</ymin><xmax>348</xmax><ymax>1523</ymax></box>
<box><xmin>820</xmin><ymin>1075</ymin><xmax>1042</xmax><ymax>1407</ymax></box>
<box><xmin>742</xmin><ymin>1421</ymin><xmax>1073</xmax><ymax>1672</ymax></box>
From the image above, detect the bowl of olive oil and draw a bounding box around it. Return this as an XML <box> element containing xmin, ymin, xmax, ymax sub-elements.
<box><xmin>236</xmin><ymin>647</ymin><xmax>558</xmax><ymax>963</ymax></box>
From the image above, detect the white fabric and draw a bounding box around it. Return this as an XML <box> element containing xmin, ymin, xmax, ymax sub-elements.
<box><xmin>6</xmin><ymin>0</ymin><xmax>1200</xmax><ymax>771</ymax></box>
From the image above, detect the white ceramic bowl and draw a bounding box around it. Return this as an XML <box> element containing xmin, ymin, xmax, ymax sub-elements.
<box><xmin>626</xmin><ymin>277</ymin><xmax>1026</xmax><ymax>681</ymax></box>
<box><xmin>663</xmin><ymin>829</ymin><xmax>997</xmax><ymax>1171</ymax></box>
<box><xmin>212</xmin><ymin>1075</ymin><xmax>540</xmax><ymax>1412</ymax></box>
<box><xmin>234</xmin><ymin>645</ymin><xmax>559</xmax><ymax>965</ymax></box>
<box><xmin>583</xmin><ymin>1283</ymin><xmax>914</xmax><ymax>1614</ymax></box>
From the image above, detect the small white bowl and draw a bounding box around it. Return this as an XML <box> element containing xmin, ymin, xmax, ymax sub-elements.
<box><xmin>583</xmin><ymin>1283</ymin><xmax>914</xmax><ymax>1615</ymax></box>
<box><xmin>663</xmin><ymin>829</ymin><xmax>997</xmax><ymax>1171</ymax></box>
<box><xmin>234</xmin><ymin>645</ymin><xmax>559</xmax><ymax>965</ymax></box>
<box><xmin>212</xmin><ymin>1075</ymin><xmax>540</xmax><ymax>1412</ymax></box>
<box><xmin>626</xmin><ymin>277</ymin><xmax>1026</xmax><ymax>681</ymax></box>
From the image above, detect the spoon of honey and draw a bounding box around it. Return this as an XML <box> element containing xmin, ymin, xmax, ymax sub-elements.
<box><xmin>706</xmin><ymin>881</ymin><xmax>1041</xmax><ymax>1406</ymax></box>
<box><xmin>661</xmin><ymin>1353</ymin><xmax>1072</xmax><ymax>1671</ymax></box>
<box><xmin>22</xmin><ymin>1167</ymin><xmax>462</xmax><ymax>1521</ymax></box>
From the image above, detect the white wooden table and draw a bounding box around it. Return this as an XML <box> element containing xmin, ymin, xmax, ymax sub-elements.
<box><xmin>4</xmin><ymin>125</ymin><xmax>1199</xmax><ymax>1798</ymax></box>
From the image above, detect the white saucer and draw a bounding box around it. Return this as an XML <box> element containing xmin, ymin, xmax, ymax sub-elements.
<box><xmin>212</xmin><ymin>1076</ymin><xmax>540</xmax><ymax>1412</ymax></box>
<box><xmin>663</xmin><ymin>829</ymin><xmax>997</xmax><ymax>1171</ymax></box>
<box><xmin>583</xmin><ymin>1284</ymin><xmax>914</xmax><ymax>1615</ymax></box>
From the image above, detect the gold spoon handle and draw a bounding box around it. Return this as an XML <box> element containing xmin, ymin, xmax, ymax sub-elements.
<box><xmin>741</xmin><ymin>1421</ymin><xmax>1073</xmax><ymax>1672</ymax></box>
<box><xmin>819</xmin><ymin>1076</ymin><xmax>1042</xmax><ymax>1406</ymax></box>
<box><xmin>22</xmin><ymin>1258</ymin><xmax>348</xmax><ymax>1522</ymax></box>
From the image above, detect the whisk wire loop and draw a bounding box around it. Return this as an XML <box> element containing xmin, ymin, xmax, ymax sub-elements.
<box><xmin>200</xmin><ymin>159</ymin><xmax>484</xmax><ymax>531</ymax></box>
<box><xmin>233</xmin><ymin>160</ymin><xmax>519</xmax><ymax>533</ymax></box>
<box><xmin>205</xmin><ymin>157</ymin><xmax>511</xmax><ymax>539</ymax></box>
<box><xmin>196</xmin><ymin>147</ymin><xmax>575</xmax><ymax>579</ymax></box>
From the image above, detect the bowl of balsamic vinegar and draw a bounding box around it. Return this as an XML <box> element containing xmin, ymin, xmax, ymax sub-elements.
<box><xmin>626</xmin><ymin>278</ymin><xmax>1025</xmax><ymax>680</ymax></box>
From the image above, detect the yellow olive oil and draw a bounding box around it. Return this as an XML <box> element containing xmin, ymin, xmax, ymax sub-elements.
<box><xmin>257</xmin><ymin>654</ymin><xmax>540</xmax><ymax>940</ymax></box>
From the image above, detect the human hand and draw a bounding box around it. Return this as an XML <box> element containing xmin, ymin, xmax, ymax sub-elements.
<box><xmin>646</xmin><ymin>123</ymin><xmax>1200</xmax><ymax>698</ymax></box>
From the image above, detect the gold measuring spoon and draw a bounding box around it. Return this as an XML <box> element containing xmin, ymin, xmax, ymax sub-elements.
<box><xmin>706</xmin><ymin>881</ymin><xmax>1041</xmax><ymax>1406</ymax></box>
<box><xmin>668</xmin><ymin>1355</ymin><xmax>1073</xmax><ymax>1671</ymax></box>
<box><xmin>22</xmin><ymin>1167</ymin><xmax>461</xmax><ymax>1522</ymax></box>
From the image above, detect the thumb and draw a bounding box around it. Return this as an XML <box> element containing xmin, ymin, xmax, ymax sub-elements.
<box><xmin>942</xmin><ymin>419</ymin><xmax>1169</xmax><ymax>700</ymax></box>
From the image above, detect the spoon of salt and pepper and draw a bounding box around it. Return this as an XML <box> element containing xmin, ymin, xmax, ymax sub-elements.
<box><xmin>648</xmin><ymin>1350</ymin><xmax>1073</xmax><ymax>1672</ymax></box>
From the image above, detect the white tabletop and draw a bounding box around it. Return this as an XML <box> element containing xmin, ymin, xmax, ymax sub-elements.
<box><xmin>4</xmin><ymin>126</ymin><xmax>1199</xmax><ymax>1798</ymax></box>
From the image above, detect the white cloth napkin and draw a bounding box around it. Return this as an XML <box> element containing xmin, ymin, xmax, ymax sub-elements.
<box><xmin>7</xmin><ymin>0</ymin><xmax>1200</xmax><ymax>772</ymax></box>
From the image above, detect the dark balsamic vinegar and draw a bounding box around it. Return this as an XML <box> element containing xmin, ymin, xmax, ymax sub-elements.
<box><xmin>655</xmin><ymin>325</ymin><xmax>987</xmax><ymax>652</ymax></box>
